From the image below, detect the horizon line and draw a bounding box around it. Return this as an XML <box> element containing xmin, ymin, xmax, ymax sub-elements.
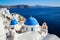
<box><xmin>0</xmin><ymin>4</ymin><xmax>60</xmax><ymax>7</ymax></box>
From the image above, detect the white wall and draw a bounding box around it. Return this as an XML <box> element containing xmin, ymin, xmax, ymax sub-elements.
<box><xmin>0</xmin><ymin>17</ymin><xmax>6</xmax><ymax>40</ymax></box>
<box><xmin>24</xmin><ymin>24</ymin><xmax>40</xmax><ymax>32</ymax></box>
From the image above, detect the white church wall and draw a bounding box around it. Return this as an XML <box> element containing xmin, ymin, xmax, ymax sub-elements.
<box><xmin>24</xmin><ymin>24</ymin><xmax>40</xmax><ymax>32</ymax></box>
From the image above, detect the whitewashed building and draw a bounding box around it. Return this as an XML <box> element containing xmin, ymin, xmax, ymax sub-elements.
<box><xmin>9</xmin><ymin>18</ymin><xmax>19</xmax><ymax>40</ymax></box>
<box><xmin>24</xmin><ymin>17</ymin><xmax>41</xmax><ymax>31</ymax></box>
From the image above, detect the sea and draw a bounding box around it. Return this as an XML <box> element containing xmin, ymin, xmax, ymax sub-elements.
<box><xmin>9</xmin><ymin>7</ymin><xmax>60</xmax><ymax>37</ymax></box>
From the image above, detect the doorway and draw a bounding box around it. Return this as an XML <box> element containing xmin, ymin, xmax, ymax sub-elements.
<box><xmin>31</xmin><ymin>28</ymin><xmax>33</xmax><ymax>31</ymax></box>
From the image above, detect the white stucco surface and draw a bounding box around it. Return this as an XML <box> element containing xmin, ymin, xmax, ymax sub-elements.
<box><xmin>17</xmin><ymin>32</ymin><xmax>42</xmax><ymax>40</ymax></box>
<box><xmin>0</xmin><ymin>17</ymin><xmax>6</xmax><ymax>40</ymax></box>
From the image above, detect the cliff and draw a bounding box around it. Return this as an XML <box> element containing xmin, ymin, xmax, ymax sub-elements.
<box><xmin>0</xmin><ymin>5</ymin><xmax>31</xmax><ymax>8</ymax></box>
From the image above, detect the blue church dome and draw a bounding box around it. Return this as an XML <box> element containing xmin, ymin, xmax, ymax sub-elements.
<box><xmin>24</xmin><ymin>17</ymin><xmax>39</xmax><ymax>25</ymax></box>
<box><xmin>10</xmin><ymin>19</ymin><xmax>18</xmax><ymax>25</ymax></box>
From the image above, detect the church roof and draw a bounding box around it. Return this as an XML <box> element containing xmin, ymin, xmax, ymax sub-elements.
<box><xmin>10</xmin><ymin>18</ymin><xmax>18</xmax><ymax>25</ymax></box>
<box><xmin>24</xmin><ymin>17</ymin><xmax>39</xmax><ymax>25</ymax></box>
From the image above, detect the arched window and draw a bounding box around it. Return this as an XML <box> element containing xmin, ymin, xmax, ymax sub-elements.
<box><xmin>31</xmin><ymin>28</ymin><xmax>33</xmax><ymax>31</ymax></box>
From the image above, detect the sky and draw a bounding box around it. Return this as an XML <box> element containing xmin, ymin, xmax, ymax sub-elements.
<box><xmin>0</xmin><ymin>0</ymin><xmax>60</xmax><ymax>7</ymax></box>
